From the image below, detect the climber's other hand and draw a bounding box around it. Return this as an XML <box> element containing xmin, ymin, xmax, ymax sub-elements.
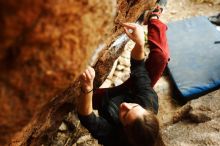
<box><xmin>81</xmin><ymin>66</ymin><xmax>95</xmax><ymax>93</ymax></box>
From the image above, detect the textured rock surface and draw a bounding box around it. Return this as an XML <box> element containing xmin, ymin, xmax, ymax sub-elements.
<box><xmin>0</xmin><ymin>0</ymin><xmax>156</xmax><ymax>145</ymax></box>
<box><xmin>52</xmin><ymin>112</ymin><xmax>100</xmax><ymax>146</ymax></box>
<box><xmin>162</xmin><ymin>90</ymin><xmax>220</xmax><ymax>146</ymax></box>
<box><xmin>0</xmin><ymin>0</ymin><xmax>116</xmax><ymax>145</ymax></box>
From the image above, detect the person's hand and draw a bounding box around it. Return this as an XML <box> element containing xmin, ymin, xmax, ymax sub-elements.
<box><xmin>81</xmin><ymin>66</ymin><xmax>95</xmax><ymax>93</ymax></box>
<box><xmin>122</xmin><ymin>23</ymin><xmax>145</xmax><ymax>48</ymax></box>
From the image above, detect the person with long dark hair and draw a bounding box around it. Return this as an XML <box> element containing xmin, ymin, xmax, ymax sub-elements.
<box><xmin>78</xmin><ymin>1</ymin><xmax>169</xmax><ymax>146</ymax></box>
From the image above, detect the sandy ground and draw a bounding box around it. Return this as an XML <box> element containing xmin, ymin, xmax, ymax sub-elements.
<box><xmin>161</xmin><ymin>0</ymin><xmax>220</xmax><ymax>23</ymax></box>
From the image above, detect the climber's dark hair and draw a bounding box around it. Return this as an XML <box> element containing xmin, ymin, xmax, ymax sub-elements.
<box><xmin>124</xmin><ymin>110</ymin><xmax>165</xmax><ymax>146</ymax></box>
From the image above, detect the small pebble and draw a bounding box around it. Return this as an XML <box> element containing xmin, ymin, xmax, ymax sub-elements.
<box><xmin>59</xmin><ymin>122</ymin><xmax>68</xmax><ymax>131</ymax></box>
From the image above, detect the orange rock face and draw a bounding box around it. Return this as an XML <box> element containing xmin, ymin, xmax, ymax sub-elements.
<box><xmin>0</xmin><ymin>0</ymin><xmax>115</xmax><ymax>145</ymax></box>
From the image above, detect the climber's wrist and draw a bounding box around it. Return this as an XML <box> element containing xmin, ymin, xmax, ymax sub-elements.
<box><xmin>81</xmin><ymin>86</ymin><xmax>93</xmax><ymax>94</ymax></box>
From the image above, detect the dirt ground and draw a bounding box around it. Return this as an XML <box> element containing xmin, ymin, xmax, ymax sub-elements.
<box><xmin>161</xmin><ymin>0</ymin><xmax>220</xmax><ymax>23</ymax></box>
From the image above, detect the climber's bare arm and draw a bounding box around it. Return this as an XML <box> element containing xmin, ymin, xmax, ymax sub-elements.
<box><xmin>78</xmin><ymin>67</ymin><xmax>95</xmax><ymax>116</ymax></box>
<box><xmin>122</xmin><ymin>23</ymin><xmax>145</xmax><ymax>60</ymax></box>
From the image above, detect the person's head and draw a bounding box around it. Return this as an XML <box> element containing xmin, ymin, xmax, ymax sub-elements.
<box><xmin>119</xmin><ymin>102</ymin><xmax>164</xmax><ymax>146</ymax></box>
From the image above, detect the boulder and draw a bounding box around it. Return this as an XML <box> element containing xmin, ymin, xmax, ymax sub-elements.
<box><xmin>0</xmin><ymin>0</ymin><xmax>116</xmax><ymax>145</ymax></box>
<box><xmin>0</xmin><ymin>0</ymin><xmax>157</xmax><ymax>145</ymax></box>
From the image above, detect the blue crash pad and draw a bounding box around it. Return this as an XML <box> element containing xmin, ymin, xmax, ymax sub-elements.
<box><xmin>167</xmin><ymin>16</ymin><xmax>220</xmax><ymax>101</ymax></box>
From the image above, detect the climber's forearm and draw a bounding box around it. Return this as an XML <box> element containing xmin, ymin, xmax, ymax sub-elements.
<box><xmin>131</xmin><ymin>43</ymin><xmax>145</xmax><ymax>60</ymax></box>
<box><xmin>78</xmin><ymin>66</ymin><xmax>95</xmax><ymax>116</ymax></box>
<box><xmin>78</xmin><ymin>91</ymin><xmax>94</xmax><ymax>116</ymax></box>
